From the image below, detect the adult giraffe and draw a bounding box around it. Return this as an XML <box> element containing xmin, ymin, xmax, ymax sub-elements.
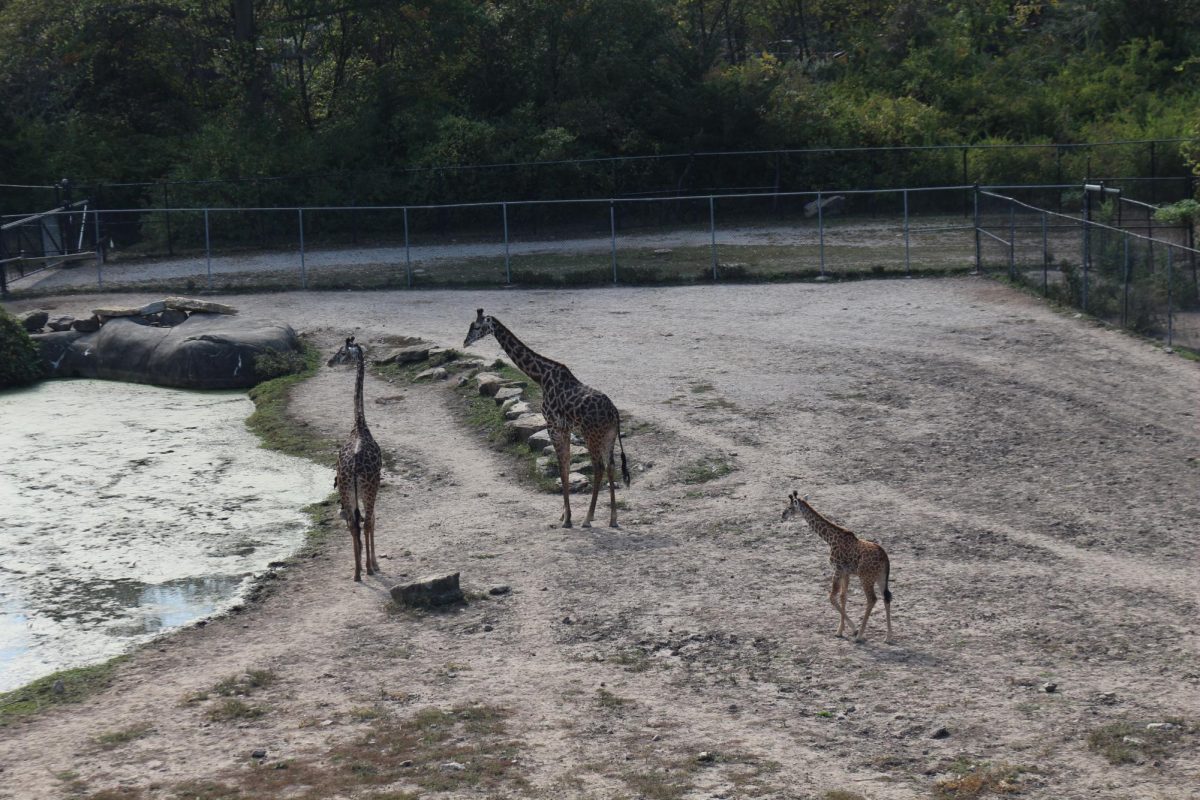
<box><xmin>464</xmin><ymin>309</ymin><xmax>630</xmax><ymax>528</ymax></box>
<box><xmin>329</xmin><ymin>336</ymin><xmax>382</xmax><ymax>581</ymax></box>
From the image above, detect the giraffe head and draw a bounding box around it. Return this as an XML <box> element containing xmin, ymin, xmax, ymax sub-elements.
<box><xmin>463</xmin><ymin>308</ymin><xmax>495</xmax><ymax>348</ymax></box>
<box><xmin>781</xmin><ymin>490</ymin><xmax>810</xmax><ymax>521</ymax></box>
<box><xmin>328</xmin><ymin>336</ymin><xmax>363</xmax><ymax>367</ymax></box>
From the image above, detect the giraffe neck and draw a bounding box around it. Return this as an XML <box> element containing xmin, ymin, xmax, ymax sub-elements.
<box><xmin>490</xmin><ymin>318</ymin><xmax>567</xmax><ymax>385</ymax></box>
<box><xmin>797</xmin><ymin>503</ymin><xmax>854</xmax><ymax>547</ymax></box>
<box><xmin>353</xmin><ymin>347</ymin><xmax>367</xmax><ymax>431</ymax></box>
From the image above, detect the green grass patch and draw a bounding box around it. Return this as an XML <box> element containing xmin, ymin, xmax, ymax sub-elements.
<box><xmin>934</xmin><ymin>760</ymin><xmax>1028</xmax><ymax>799</ymax></box>
<box><xmin>245</xmin><ymin>340</ymin><xmax>334</xmax><ymax>464</ymax></box>
<box><xmin>206</xmin><ymin>699</ymin><xmax>267</xmax><ymax>722</ymax></box>
<box><xmin>0</xmin><ymin>657</ymin><xmax>128</xmax><ymax>728</ymax></box>
<box><xmin>675</xmin><ymin>455</ymin><xmax>737</xmax><ymax>484</ymax></box>
<box><xmin>1087</xmin><ymin>718</ymin><xmax>1193</xmax><ymax>765</ymax></box>
<box><xmin>94</xmin><ymin>722</ymin><xmax>154</xmax><ymax>750</ymax></box>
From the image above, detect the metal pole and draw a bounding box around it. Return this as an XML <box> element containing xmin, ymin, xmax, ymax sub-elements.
<box><xmin>973</xmin><ymin>186</ymin><xmax>981</xmax><ymax>273</ymax></box>
<box><xmin>163</xmin><ymin>182</ymin><xmax>173</xmax><ymax>257</ymax></box>
<box><xmin>204</xmin><ymin>208</ymin><xmax>212</xmax><ymax>291</ymax></box>
<box><xmin>298</xmin><ymin>208</ymin><xmax>307</xmax><ymax>289</ymax></box>
<box><xmin>903</xmin><ymin>189</ymin><xmax>911</xmax><ymax>277</ymax></box>
<box><xmin>403</xmin><ymin>207</ymin><xmax>412</xmax><ymax>288</ymax></box>
<box><xmin>609</xmin><ymin>201</ymin><xmax>617</xmax><ymax>285</ymax></box>
<box><xmin>1167</xmin><ymin>245</ymin><xmax>1174</xmax><ymax>350</ymax></box>
<box><xmin>93</xmin><ymin>207</ymin><xmax>103</xmax><ymax>289</ymax></box>
<box><xmin>1008</xmin><ymin>203</ymin><xmax>1016</xmax><ymax>281</ymax></box>
<box><xmin>1082</xmin><ymin>189</ymin><xmax>1090</xmax><ymax>311</ymax></box>
<box><xmin>1121</xmin><ymin>233</ymin><xmax>1130</xmax><ymax>327</ymax></box>
<box><xmin>502</xmin><ymin>202</ymin><xmax>511</xmax><ymax>284</ymax></box>
<box><xmin>1041</xmin><ymin>211</ymin><xmax>1049</xmax><ymax>296</ymax></box>
<box><xmin>817</xmin><ymin>191</ymin><xmax>826</xmax><ymax>277</ymax></box>
<box><xmin>709</xmin><ymin>195</ymin><xmax>717</xmax><ymax>281</ymax></box>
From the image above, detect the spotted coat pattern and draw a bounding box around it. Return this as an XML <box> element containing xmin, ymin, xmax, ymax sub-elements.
<box><xmin>782</xmin><ymin>491</ymin><xmax>893</xmax><ymax>642</ymax></box>
<box><xmin>330</xmin><ymin>337</ymin><xmax>382</xmax><ymax>582</ymax></box>
<box><xmin>465</xmin><ymin>309</ymin><xmax>629</xmax><ymax>528</ymax></box>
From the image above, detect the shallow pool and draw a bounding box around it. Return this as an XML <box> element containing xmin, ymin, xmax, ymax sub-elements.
<box><xmin>0</xmin><ymin>380</ymin><xmax>329</xmax><ymax>692</ymax></box>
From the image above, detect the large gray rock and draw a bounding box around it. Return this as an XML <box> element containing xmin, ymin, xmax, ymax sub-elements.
<box><xmin>72</xmin><ymin>315</ymin><xmax>101</xmax><ymax>332</ymax></box>
<box><xmin>159</xmin><ymin>309</ymin><xmax>188</xmax><ymax>326</ymax></box>
<box><xmin>506</xmin><ymin>413</ymin><xmax>547</xmax><ymax>443</ymax></box>
<box><xmin>527</xmin><ymin>429</ymin><xmax>552</xmax><ymax>452</ymax></box>
<box><xmin>494</xmin><ymin>387</ymin><xmax>523</xmax><ymax>405</ymax></box>
<box><xmin>47</xmin><ymin>315</ymin><xmax>75</xmax><ymax>332</ymax></box>
<box><xmin>19</xmin><ymin>310</ymin><xmax>48</xmax><ymax>332</ymax></box>
<box><xmin>504</xmin><ymin>401</ymin><xmax>532</xmax><ymax>420</ymax></box>
<box><xmin>375</xmin><ymin>344</ymin><xmax>429</xmax><ymax>366</ymax></box>
<box><xmin>32</xmin><ymin>314</ymin><xmax>301</xmax><ymax>389</ymax></box>
<box><xmin>164</xmin><ymin>296</ymin><xmax>238</xmax><ymax>315</ymax></box>
<box><xmin>476</xmin><ymin>373</ymin><xmax>503</xmax><ymax>396</ymax></box>
<box><xmin>390</xmin><ymin>573</ymin><xmax>464</xmax><ymax>608</ymax></box>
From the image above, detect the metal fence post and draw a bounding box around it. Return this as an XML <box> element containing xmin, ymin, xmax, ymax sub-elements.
<box><xmin>204</xmin><ymin>209</ymin><xmax>212</xmax><ymax>291</ymax></box>
<box><xmin>609</xmin><ymin>201</ymin><xmax>617</xmax><ymax>284</ymax></box>
<box><xmin>1166</xmin><ymin>245</ymin><xmax>1174</xmax><ymax>350</ymax></box>
<box><xmin>709</xmin><ymin>195</ymin><xmax>718</xmax><ymax>281</ymax></box>
<box><xmin>1041</xmin><ymin>211</ymin><xmax>1049</xmax><ymax>296</ymax></box>
<box><xmin>1082</xmin><ymin>191</ymin><xmax>1090</xmax><ymax>312</ymax></box>
<box><xmin>298</xmin><ymin>208</ymin><xmax>307</xmax><ymax>289</ymax></box>
<box><xmin>903</xmin><ymin>189</ymin><xmax>911</xmax><ymax>277</ymax></box>
<box><xmin>502</xmin><ymin>202</ymin><xmax>511</xmax><ymax>284</ymax></box>
<box><xmin>1121</xmin><ymin>233</ymin><xmax>1130</xmax><ymax>327</ymax></box>
<box><xmin>817</xmin><ymin>191</ymin><xmax>826</xmax><ymax>278</ymax></box>
<box><xmin>1008</xmin><ymin>203</ymin><xmax>1016</xmax><ymax>281</ymax></box>
<box><xmin>403</xmin><ymin>207</ymin><xmax>412</xmax><ymax>288</ymax></box>
<box><xmin>973</xmin><ymin>186</ymin><xmax>981</xmax><ymax>272</ymax></box>
<box><xmin>93</xmin><ymin>207</ymin><xmax>103</xmax><ymax>290</ymax></box>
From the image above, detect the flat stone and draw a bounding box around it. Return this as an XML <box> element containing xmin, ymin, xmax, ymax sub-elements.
<box><xmin>46</xmin><ymin>315</ymin><xmax>75</xmax><ymax>332</ymax></box>
<box><xmin>556</xmin><ymin>472</ymin><xmax>589</xmax><ymax>493</ymax></box>
<box><xmin>527</xmin><ymin>429</ymin><xmax>552</xmax><ymax>451</ymax></box>
<box><xmin>163</xmin><ymin>296</ymin><xmax>238</xmax><ymax>315</ymax></box>
<box><xmin>542</xmin><ymin>444</ymin><xmax>588</xmax><ymax>460</ymax></box>
<box><xmin>390</xmin><ymin>573</ymin><xmax>464</xmax><ymax>608</ymax></box>
<box><xmin>504</xmin><ymin>401</ymin><xmax>532</xmax><ymax>420</ymax></box>
<box><xmin>1146</xmin><ymin>722</ymin><xmax>1178</xmax><ymax>731</ymax></box>
<box><xmin>92</xmin><ymin>306</ymin><xmax>142</xmax><ymax>319</ymax></box>
<box><xmin>71</xmin><ymin>315</ymin><xmax>101</xmax><ymax>332</ymax></box>
<box><xmin>137</xmin><ymin>301</ymin><xmax>167</xmax><ymax>315</ymax></box>
<box><xmin>375</xmin><ymin>345</ymin><xmax>429</xmax><ymax>366</ymax></box>
<box><xmin>18</xmin><ymin>310</ymin><xmax>48</xmax><ymax>332</ymax></box>
<box><xmin>494</xmin><ymin>386</ymin><xmax>523</xmax><ymax>404</ymax></box>
<box><xmin>414</xmin><ymin>366</ymin><xmax>448</xmax><ymax>381</ymax></box>
<box><xmin>506</xmin><ymin>413</ymin><xmax>547</xmax><ymax>443</ymax></box>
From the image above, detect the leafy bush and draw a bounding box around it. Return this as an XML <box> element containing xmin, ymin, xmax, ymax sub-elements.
<box><xmin>0</xmin><ymin>307</ymin><xmax>43</xmax><ymax>389</ymax></box>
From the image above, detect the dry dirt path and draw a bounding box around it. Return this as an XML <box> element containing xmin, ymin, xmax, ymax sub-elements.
<box><xmin>1</xmin><ymin>277</ymin><xmax>1198</xmax><ymax>799</ymax></box>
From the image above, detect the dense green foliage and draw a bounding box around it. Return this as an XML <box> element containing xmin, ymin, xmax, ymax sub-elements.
<box><xmin>0</xmin><ymin>0</ymin><xmax>1198</xmax><ymax>200</ymax></box>
<box><xmin>0</xmin><ymin>307</ymin><xmax>43</xmax><ymax>389</ymax></box>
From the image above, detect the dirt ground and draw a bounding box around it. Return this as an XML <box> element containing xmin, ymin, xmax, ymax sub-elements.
<box><xmin>2</xmin><ymin>277</ymin><xmax>1198</xmax><ymax>799</ymax></box>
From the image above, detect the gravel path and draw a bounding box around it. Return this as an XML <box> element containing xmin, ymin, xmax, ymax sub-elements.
<box><xmin>1</xmin><ymin>277</ymin><xmax>1197</xmax><ymax>798</ymax></box>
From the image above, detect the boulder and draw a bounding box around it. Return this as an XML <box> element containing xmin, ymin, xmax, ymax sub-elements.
<box><xmin>414</xmin><ymin>366</ymin><xmax>448</xmax><ymax>381</ymax></box>
<box><xmin>527</xmin><ymin>429</ymin><xmax>553</xmax><ymax>452</ymax></box>
<box><xmin>72</xmin><ymin>315</ymin><xmax>101</xmax><ymax>332</ymax></box>
<box><xmin>163</xmin><ymin>296</ymin><xmax>238</xmax><ymax>315</ymax></box>
<box><xmin>476</xmin><ymin>373</ymin><xmax>503</xmax><ymax>396</ymax></box>
<box><xmin>506</xmin><ymin>413</ymin><xmax>547</xmax><ymax>443</ymax></box>
<box><xmin>804</xmin><ymin>194</ymin><xmax>846</xmax><ymax>219</ymax></box>
<box><xmin>390</xmin><ymin>573</ymin><xmax>464</xmax><ymax>608</ymax></box>
<box><xmin>35</xmin><ymin>313</ymin><xmax>301</xmax><ymax>389</ymax></box>
<box><xmin>494</xmin><ymin>387</ymin><xmax>523</xmax><ymax>405</ymax></box>
<box><xmin>375</xmin><ymin>344</ymin><xmax>429</xmax><ymax>366</ymax></box>
<box><xmin>18</xmin><ymin>310</ymin><xmax>48</xmax><ymax>332</ymax></box>
<box><xmin>46</xmin><ymin>315</ymin><xmax>75</xmax><ymax>332</ymax></box>
<box><xmin>504</xmin><ymin>401</ymin><xmax>532</xmax><ymax>420</ymax></box>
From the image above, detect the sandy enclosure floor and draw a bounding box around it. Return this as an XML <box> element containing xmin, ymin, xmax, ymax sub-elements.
<box><xmin>1</xmin><ymin>277</ymin><xmax>1198</xmax><ymax>799</ymax></box>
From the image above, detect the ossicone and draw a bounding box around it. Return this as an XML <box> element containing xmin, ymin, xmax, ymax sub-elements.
<box><xmin>476</xmin><ymin>308</ymin><xmax>485</xmax><ymax>319</ymax></box>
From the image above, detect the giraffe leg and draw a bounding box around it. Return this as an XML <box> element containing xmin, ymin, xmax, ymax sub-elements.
<box><xmin>855</xmin><ymin>576</ymin><xmax>877</xmax><ymax>642</ymax></box>
<box><xmin>349</xmin><ymin>511</ymin><xmax>363</xmax><ymax>583</ymax></box>
<box><xmin>362</xmin><ymin>478</ymin><xmax>381</xmax><ymax>574</ymax></box>
<box><xmin>551</xmin><ymin>428</ymin><xmax>573</xmax><ymax>528</ymax></box>
<box><xmin>582</xmin><ymin>445</ymin><xmax>605</xmax><ymax>528</ymax></box>
<box><xmin>829</xmin><ymin>573</ymin><xmax>847</xmax><ymax>637</ymax></box>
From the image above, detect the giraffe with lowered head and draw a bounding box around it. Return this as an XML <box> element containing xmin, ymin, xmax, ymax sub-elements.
<box><xmin>781</xmin><ymin>491</ymin><xmax>893</xmax><ymax>643</ymax></box>
<box><xmin>329</xmin><ymin>336</ymin><xmax>383</xmax><ymax>581</ymax></box>
<box><xmin>464</xmin><ymin>309</ymin><xmax>630</xmax><ymax>528</ymax></box>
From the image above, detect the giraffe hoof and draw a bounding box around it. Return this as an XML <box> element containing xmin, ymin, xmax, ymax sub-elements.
<box><xmin>609</xmin><ymin>521</ymin><xmax>620</xmax><ymax>529</ymax></box>
<box><xmin>581</xmin><ymin>521</ymin><xmax>592</xmax><ymax>528</ymax></box>
<box><xmin>562</xmin><ymin>521</ymin><xmax>573</xmax><ymax>529</ymax></box>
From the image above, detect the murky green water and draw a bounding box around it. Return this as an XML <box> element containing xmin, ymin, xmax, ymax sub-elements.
<box><xmin>0</xmin><ymin>380</ymin><xmax>329</xmax><ymax>692</ymax></box>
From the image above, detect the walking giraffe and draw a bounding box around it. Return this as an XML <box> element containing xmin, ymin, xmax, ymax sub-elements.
<box><xmin>329</xmin><ymin>336</ymin><xmax>382</xmax><ymax>581</ymax></box>
<box><xmin>781</xmin><ymin>491</ymin><xmax>893</xmax><ymax>643</ymax></box>
<box><xmin>464</xmin><ymin>309</ymin><xmax>630</xmax><ymax>528</ymax></box>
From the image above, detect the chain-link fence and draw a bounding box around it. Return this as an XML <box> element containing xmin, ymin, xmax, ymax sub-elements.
<box><xmin>977</xmin><ymin>190</ymin><xmax>1200</xmax><ymax>351</ymax></box>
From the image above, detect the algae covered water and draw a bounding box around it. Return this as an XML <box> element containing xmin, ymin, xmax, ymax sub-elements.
<box><xmin>0</xmin><ymin>380</ymin><xmax>329</xmax><ymax>692</ymax></box>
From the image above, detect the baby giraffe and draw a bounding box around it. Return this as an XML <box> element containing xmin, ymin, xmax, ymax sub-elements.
<box><xmin>781</xmin><ymin>491</ymin><xmax>893</xmax><ymax>643</ymax></box>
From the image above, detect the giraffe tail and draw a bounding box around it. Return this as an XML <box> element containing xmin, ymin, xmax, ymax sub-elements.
<box><xmin>883</xmin><ymin>555</ymin><xmax>893</xmax><ymax>604</ymax></box>
<box><xmin>617</xmin><ymin>413</ymin><xmax>631</xmax><ymax>488</ymax></box>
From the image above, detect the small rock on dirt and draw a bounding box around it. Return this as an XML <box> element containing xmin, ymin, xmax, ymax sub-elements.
<box><xmin>19</xmin><ymin>310</ymin><xmax>49</xmax><ymax>332</ymax></box>
<box><xmin>440</xmin><ymin>761</ymin><xmax>466</xmax><ymax>772</ymax></box>
<box><xmin>251</xmin><ymin>749</ymin><xmax>267</xmax><ymax>759</ymax></box>
<box><xmin>930</xmin><ymin>727</ymin><xmax>951</xmax><ymax>739</ymax></box>
<box><xmin>697</xmin><ymin>751</ymin><xmax>715</xmax><ymax>763</ymax></box>
<box><xmin>488</xmin><ymin>585</ymin><xmax>511</xmax><ymax>596</ymax></box>
<box><xmin>1146</xmin><ymin>722</ymin><xmax>1178</xmax><ymax>731</ymax></box>
<box><xmin>390</xmin><ymin>573</ymin><xmax>464</xmax><ymax>608</ymax></box>
<box><xmin>414</xmin><ymin>366</ymin><xmax>448</xmax><ymax>381</ymax></box>
<box><xmin>1041</xmin><ymin>682</ymin><xmax>1057</xmax><ymax>693</ymax></box>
